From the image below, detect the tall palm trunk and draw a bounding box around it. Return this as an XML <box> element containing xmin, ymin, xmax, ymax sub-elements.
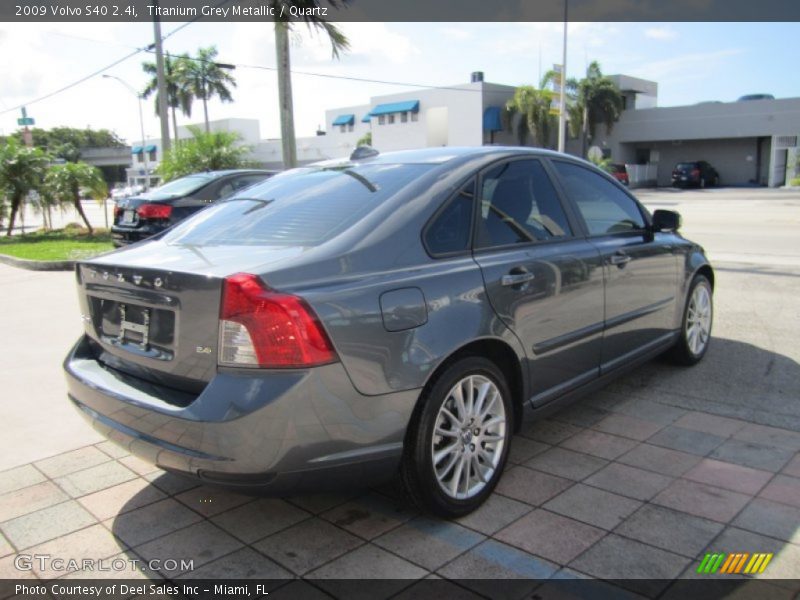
<box><xmin>200</xmin><ymin>80</ymin><xmax>210</xmax><ymax>133</ymax></box>
<box><xmin>275</xmin><ymin>22</ymin><xmax>297</xmax><ymax>169</ymax></box>
<box><xmin>581</xmin><ymin>104</ymin><xmax>589</xmax><ymax>158</ymax></box>
<box><xmin>171</xmin><ymin>106</ymin><xmax>179</xmax><ymax>145</ymax></box>
<box><xmin>72</xmin><ymin>193</ymin><xmax>93</xmax><ymax>235</ymax></box>
<box><xmin>5</xmin><ymin>194</ymin><xmax>24</xmax><ymax>236</ymax></box>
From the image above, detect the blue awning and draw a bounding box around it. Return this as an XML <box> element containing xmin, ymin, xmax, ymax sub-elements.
<box><xmin>369</xmin><ymin>100</ymin><xmax>420</xmax><ymax>116</ymax></box>
<box><xmin>144</xmin><ymin>144</ymin><xmax>157</xmax><ymax>152</ymax></box>
<box><xmin>332</xmin><ymin>114</ymin><xmax>355</xmax><ymax>126</ymax></box>
<box><xmin>361</xmin><ymin>114</ymin><xmax>372</xmax><ymax>123</ymax></box>
<box><xmin>483</xmin><ymin>107</ymin><xmax>503</xmax><ymax>132</ymax></box>
<box><xmin>131</xmin><ymin>146</ymin><xmax>143</xmax><ymax>154</ymax></box>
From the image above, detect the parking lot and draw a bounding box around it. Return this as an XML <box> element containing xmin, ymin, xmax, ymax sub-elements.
<box><xmin>1</xmin><ymin>187</ymin><xmax>799</xmax><ymax>597</ymax></box>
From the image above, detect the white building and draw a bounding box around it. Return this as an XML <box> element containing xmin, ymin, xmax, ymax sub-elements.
<box><xmin>126</xmin><ymin>72</ymin><xmax>800</xmax><ymax>188</ymax></box>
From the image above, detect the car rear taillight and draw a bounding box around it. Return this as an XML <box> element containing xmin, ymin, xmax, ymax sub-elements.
<box><xmin>137</xmin><ymin>203</ymin><xmax>172</xmax><ymax>219</ymax></box>
<box><xmin>691</xmin><ymin>169</ymin><xmax>700</xmax><ymax>178</ymax></box>
<box><xmin>218</xmin><ymin>273</ymin><xmax>337</xmax><ymax>368</ymax></box>
<box><xmin>113</xmin><ymin>205</ymin><xmax>123</xmax><ymax>219</ymax></box>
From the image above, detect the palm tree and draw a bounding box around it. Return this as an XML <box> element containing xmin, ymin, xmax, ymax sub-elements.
<box><xmin>570</xmin><ymin>62</ymin><xmax>624</xmax><ymax>157</ymax></box>
<box><xmin>44</xmin><ymin>162</ymin><xmax>107</xmax><ymax>236</ymax></box>
<box><xmin>0</xmin><ymin>138</ymin><xmax>50</xmax><ymax>236</ymax></box>
<box><xmin>274</xmin><ymin>6</ymin><xmax>350</xmax><ymax>168</ymax></box>
<box><xmin>505</xmin><ymin>75</ymin><xmax>557</xmax><ymax>148</ymax></box>
<box><xmin>182</xmin><ymin>46</ymin><xmax>236</xmax><ymax>134</ymax></box>
<box><xmin>157</xmin><ymin>126</ymin><xmax>253</xmax><ymax>182</ymax></box>
<box><xmin>142</xmin><ymin>54</ymin><xmax>193</xmax><ymax>145</ymax></box>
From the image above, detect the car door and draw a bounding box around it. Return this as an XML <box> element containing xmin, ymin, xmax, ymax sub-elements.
<box><xmin>472</xmin><ymin>158</ymin><xmax>605</xmax><ymax>405</ymax></box>
<box><xmin>551</xmin><ymin>160</ymin><xmax>679</xmax><ymax>373</ymax></box>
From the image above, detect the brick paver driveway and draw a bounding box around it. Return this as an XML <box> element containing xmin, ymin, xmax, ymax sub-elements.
<box><xmin>1</xmin><ymin>189</ymin><xmax>799</xmax><ymax>597</ymax></box>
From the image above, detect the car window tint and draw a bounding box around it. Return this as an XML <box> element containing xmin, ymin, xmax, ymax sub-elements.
<box><xmin>425</xmin><ymin>179</ymin><xmax>475</xmax><ymax>255</ymax></box>
<box><xmin>476</xmin><ymin>159</ymin><xmax>572</xmax><ymax>249</ymax></box>
<box><xmin>163</xmin><ymin>164</ymin><xmax>433</xmax><ymax>247</ymax></box>
<box><xmin>553</xmin><ymin>161</ymin><xmax>645</xmax><ymax>235</ymax></box>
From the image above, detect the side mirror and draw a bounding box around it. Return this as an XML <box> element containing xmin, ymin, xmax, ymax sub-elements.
<box><xmin>652</xmin><ymin>209</ymin><xmax>681</xmax><ymax>232</ymax></box>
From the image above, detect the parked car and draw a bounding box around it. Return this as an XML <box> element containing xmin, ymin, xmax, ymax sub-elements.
<box><xmin>737</xmin><ymin>94</ymin><xmax>774</xmax><ymax>101</ymax></box>
<box><xmin>111</xmin><ymin>170</ymin><xmax>275</xmax><ymax>247</ymax></box>
<box><xmin>671</xmin><ymin>161</ymin><xmax>720</xmax><ymax>188</ymax></box>
<box><xmin>608</xmin><ymin>163</ymin><xmax>629</xmax><ymax>186</ymax></box>
<box><xmin>64</xmin><ymin>147</ymin><xmax>714</xmax><ymax>517</ymax></box>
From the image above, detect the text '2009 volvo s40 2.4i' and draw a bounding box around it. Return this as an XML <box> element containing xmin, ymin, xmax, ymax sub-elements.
<box><xmin>64</xmin><ymin>147</ymin><xmax>714</xmax><ymax>517</ymax></box>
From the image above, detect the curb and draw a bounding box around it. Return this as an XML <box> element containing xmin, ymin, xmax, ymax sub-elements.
<box><xmin>0</xmin><ymin>253</ymin><xmax>75</xmax><ymax>272</ymax></box>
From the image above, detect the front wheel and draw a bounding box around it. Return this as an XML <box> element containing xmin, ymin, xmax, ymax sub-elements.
<box><xmin>668</xmin><ymin>274</ymin><xmax>713</xmax><ymax>365</ymax></box>
<box><xmin>400</xmin><ymin>357</ymin><xmax>513</xmax><ymax>518</ymax></box>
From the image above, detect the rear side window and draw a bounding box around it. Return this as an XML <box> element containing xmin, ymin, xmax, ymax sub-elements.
<box><xmin>476</xmin><ymin>159</ymin><xmax>573</xmax><ymax>249</ymax></box>
<box><xmin>163</xmin><ymin>164</ymin><xmax>431</xmax><ymax>247</ymax></box>
<box><xmin>424</xmin><ymin>179</ymin><xmax>475</xmax><ymax>256</ymax></box>
<box><xmin>553</xmin><ymin>161</ymin><xmax>646</xmax><ymax>236</ymax></box>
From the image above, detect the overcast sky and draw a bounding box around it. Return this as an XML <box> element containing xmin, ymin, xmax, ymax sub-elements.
<box><xmin>0</xmin><ymin>21</ymin><xmax>796</xmax><ymax>145</ymax></box>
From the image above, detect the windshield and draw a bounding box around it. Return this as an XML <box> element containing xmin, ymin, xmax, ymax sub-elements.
<box><xmin>162</xmin><ymin>163</ymin><xmax>433</xmax><ymax>247</ymax></box>
<box><xmin>151</xmin><ymin>175</ymin><xmax>213</xmax><ymax>197</ymax></box>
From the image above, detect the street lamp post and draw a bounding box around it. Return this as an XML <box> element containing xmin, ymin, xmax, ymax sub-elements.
<box><xmin>102</xmin><ymin>74</ymin><xmax>150</xmax><ymax>192</ymax></box>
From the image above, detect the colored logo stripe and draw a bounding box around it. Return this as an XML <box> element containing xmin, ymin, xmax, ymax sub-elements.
<box><xmin>698</xmin><ymin>553</ymin><xmax>774</xmax><ymax>575</ymax></box>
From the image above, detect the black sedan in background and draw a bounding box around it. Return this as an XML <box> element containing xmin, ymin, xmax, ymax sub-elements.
<box><xmin>111</xmin><ymin>170</ymin><xmax>275</xmax><ymax>247</ymax></box>
<box><xmin>671</xmin><ymin>161</ymin><xmax>720</xmax><ymax>188</ymax></box>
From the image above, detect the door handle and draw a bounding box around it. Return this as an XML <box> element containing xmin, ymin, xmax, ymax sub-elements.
<box><xmin>501</xmin><ymin>271</ymin><xmax>535</xmax><ymax>286</ymax></box>
<box><xmin>609</xmin><ymin>252</ymin><xmax>632</xmax><ymax>267</ymax></box>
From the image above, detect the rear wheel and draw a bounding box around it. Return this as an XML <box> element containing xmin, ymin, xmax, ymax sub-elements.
<box><xmin>400</xmin><ymin>357</ymin><xmax>513</xmax><ymax>517</ymax></box>
<box><xmin>668</xmin><ymin>274</ymin><xmax>713</xmax><ymax>365</ymax></box>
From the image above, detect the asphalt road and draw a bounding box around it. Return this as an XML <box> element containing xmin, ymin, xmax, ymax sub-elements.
<box><xmin>0</xmin><ymin>187</ymin><xmax>798</xmax><ymax>471</ymax></box>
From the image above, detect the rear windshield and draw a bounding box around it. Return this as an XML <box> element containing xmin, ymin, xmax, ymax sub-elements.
<box><xmin>610</xmin><ymin>164</ymin><xmax>626</xmax><ymax>173</ymax></box>
<box><xmin>675</xmin><ymin>163</ymin><xmax>697</xmax><ymax>170</ymax></box>
<box><xmin>152</xmin><ymin>175</ymin><xmax>213</xmax><ymax>196</ymax></box>
<box><xmin>162</xmin><ymin>163</ymin><xmax>432</xmax><ymax>247</ymax></box>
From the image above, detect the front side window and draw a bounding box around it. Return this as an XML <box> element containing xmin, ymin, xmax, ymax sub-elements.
<box><xmin>424</xmin><ymin>179</ymin><xmax>475</xmax><ymax>256</ymax></box>
<box><xmin>553</xmin><ymin>161</ymin><xmax>645</xmax><ymax>235</ymax></box>
<box><xmin>163</xmin><ymin>164</ymin><xmax>433</xmax><ymax>247</ymax></box>
<box><xmin>476</xmin><ymin>159</ymin><xmax>573</xmax><ymax>249</ymax></box>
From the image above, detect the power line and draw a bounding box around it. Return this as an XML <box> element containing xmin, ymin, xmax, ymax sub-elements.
<box><xmin>0</xmin><ymin>15</ymin><xmax>214</xmax><ymax>118</ymax></box>
<box><xmin>0</xmin><ymin>48</ymin><xmax>144</xmax><ymax>117</ymax></box>
<box><xmin>155</xmin><ymin>49</ymin><xmax>488</xmax><ymax>94</ymax></box>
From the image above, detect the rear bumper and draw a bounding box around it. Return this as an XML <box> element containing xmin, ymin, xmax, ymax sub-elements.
<box><xmin>64</xmin><ymin>335</ymin><xmax>418</xmax><ymax>493</ymax></box>
<box><xmin>110</xmin><ymin>224</ymin><xmax>164</xmax><ymax>247</ymax></box>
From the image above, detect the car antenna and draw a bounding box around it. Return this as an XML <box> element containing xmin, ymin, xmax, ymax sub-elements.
<box><xmin>350</xmin><ymin>146</ymin><xmax>380</xmax><ymax>161</ymax></box>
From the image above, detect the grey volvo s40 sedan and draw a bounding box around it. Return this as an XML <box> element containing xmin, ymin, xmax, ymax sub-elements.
<box><xmin>64</xmin><ymin>147</ymin><xmax>713</xmax><ymax>517</ymax></box>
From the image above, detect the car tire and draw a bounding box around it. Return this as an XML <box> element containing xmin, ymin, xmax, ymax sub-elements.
<box><xmin>400</xmin><ymin>356</ymin><xmax>513</xmax><ymax>518</ymax></box>
<box><xmin>668</xmin><ymin>274</ymin><xmax>713</xmax><ymax>366</ymax></box>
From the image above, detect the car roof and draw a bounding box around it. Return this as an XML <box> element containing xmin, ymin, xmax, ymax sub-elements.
<box><xmin>193</xmin><ymin>169</ymin><xmax>276</xmax><ymax>178</ymax></box>
<box><xmin>311</xmin><ymin>146</ymin><xmax>571</xmax><ymax>168</ymax></box>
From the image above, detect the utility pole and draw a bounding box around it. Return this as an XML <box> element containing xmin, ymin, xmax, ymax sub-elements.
<box><xmin>152</xmin><ymin>0</ymin><xmax>171</xmax><ymax>153</ymax></box>
<box><xmin>557</xmin><ymin>0</ymin><xmax>568</xmax><ymax>153</ymax></box>
<box><xmin>275</xmin><ymin>21</ymin><xmax>297</xmax><ymax>169</ymax></box>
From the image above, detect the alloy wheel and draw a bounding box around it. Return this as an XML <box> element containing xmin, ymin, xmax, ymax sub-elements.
<box><xmin>686</xmin><ymin>283</ymin><xmax>712</xmax><ymax>356</ymax></box>
<box><xmin>431</xmin><ymin>374</ymin><xmax>507</xmax><ymax>500</ymax></box>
